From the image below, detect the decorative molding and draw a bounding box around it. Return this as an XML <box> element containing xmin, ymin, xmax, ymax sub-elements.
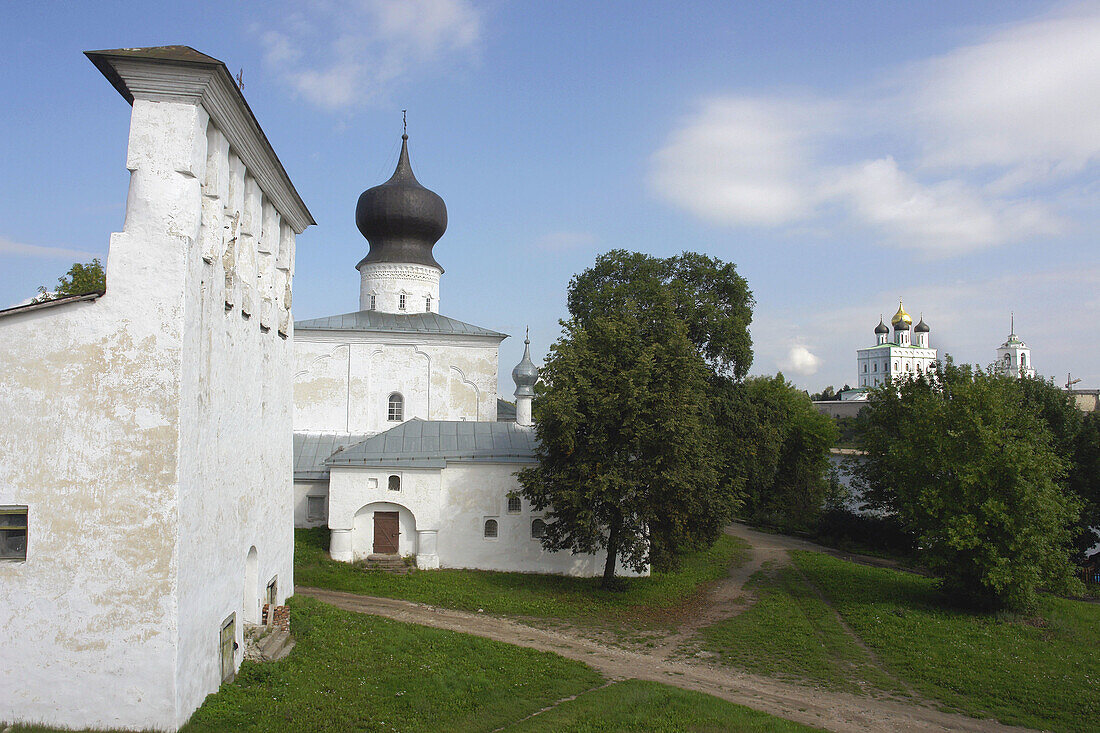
<box><xmin>414</xmin><ymin>346</ymin><xmax>432</xmax><ymax>418</ymax></box>
<box><xmin>450</xmin><ymin>366</ymin><xmax>481</xmax><ymax>421</ymax></box>
<box><xmin>88</xmin><ymin>51</ymin><xmax>314</xmax><ymax>233</ymax></box>
<box><xmin>358</xmin><ymin>263</ymin><xmax>442</xmax><ymax>282</ymax></box>
<box><xmin>293</xmin><ymin>343</ymin><xmax>349</xmax><ymax>380</ymax></box>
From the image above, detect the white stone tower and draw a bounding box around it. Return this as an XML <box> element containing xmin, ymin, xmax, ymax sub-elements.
<box><xmin>995</xmin><ymin>314</ymin><xmax>1036</xmax><ymax>378</ymax></box>
<box><xmin>512</xmin><ymin>330</ymin><xmax>538</xmax><ymax>427</ymax></box>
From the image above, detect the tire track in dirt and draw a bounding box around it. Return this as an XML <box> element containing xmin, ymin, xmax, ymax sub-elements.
<box><xmin>299</xmin><ymin>585</ymin><xmax>1034</xmax><ymax>733</ymax></box>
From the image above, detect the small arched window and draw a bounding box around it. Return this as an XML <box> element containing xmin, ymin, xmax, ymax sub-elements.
<box><xmin>388</xmin><ymin>393</ymin><xmax>404</xmax><ymax>422</ymax></box>
<box><xmin>507</xmin><ymin>496</ymin><xmax>521</xmax><ymax>513</ymax></box>
<box><xmin>484</xmin><ymin>519</ymin><xmax>498</xmax><ymax>539</ymax></box>
<box><xmin>863</xmin><ymin>364</ymin><xmax>867</xmax><ymax>372</ymax></box>
<box><xmin>388</xmin><ymin>475</ymin><xmax>400</xmax><ymax>491</ymax></box>
<box><xmin>873</xmin><ymin>363</ymin><xmax>877</xmax><ymax>372</ymax></box>
<box><xmin>531</xmin><ymin>519</ymin><xmax>546</xmax><ymax>539</ymax></box>
<box><xmin>398</xmin><ymin>293</ymin><xmax>407</xmax><ymax>311</ymax></box>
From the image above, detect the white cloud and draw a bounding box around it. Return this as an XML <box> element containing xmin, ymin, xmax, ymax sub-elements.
<box><xmin>648</xmin><ymin>98</ymin><xmax>829</xmax><ymax>225</ymax></box>
<box><xmin>0</xmin><ymin>237</ymin><xmax>97</xmax><ymax>260</ymax></box>
<box><xmin>912</xmin><ymin>4</ymin><xmax>1100</xmax><ymax>177</ymax></box>
<box><xmin>261</xmin><ymin>0</ymin><xmax>482</xmax><ymax>110</ymax></box>
<box><xmin>533</xmin><ymin>231</ymin><xmax>598</xmax><ymax>252</ymax></box>
<box><xmin>779</xmin><ymin>345</ymin><xmax>821</xmax><ymax>376</ymax></box>
<box><xmin>649</xmin><ymin>4</ymin><xmax>1100</xmax><ymax>256</ymax></box>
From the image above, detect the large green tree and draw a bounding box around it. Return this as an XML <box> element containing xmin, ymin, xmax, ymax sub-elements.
<box><xmin>854</xmin><ymin>363</ymin><xmax>1082</xmax><ymax>610</ymax></box>
<box><xmin>567</xmin><ymin>250</ymin><xmax>754</xmax><ymax>378</ymax></box>
<box><xmin>517</xmin><ymin>300</ymin><xmax>721</xmax><ymax>586</ymax></box>
<box><xmin>35</xmin><ymin>259</ymin><xmax>105</xmax><ymax>302</ymax></box>
<box><xmin>721</xmin><ymin>374</ymin><xmax>839</xmax><ymax>531</ymax></box>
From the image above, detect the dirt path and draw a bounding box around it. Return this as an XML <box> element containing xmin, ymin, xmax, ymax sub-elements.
<box><xmin>299</xmin><ymin>586</ymin><xmax>1033</xmax><ymax>733</ymax></box>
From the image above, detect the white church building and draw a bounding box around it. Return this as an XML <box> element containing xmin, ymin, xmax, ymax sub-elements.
<box><xmin>855</xmin><ymin>300</ymin><xmax>938</xmax><ymax>389</ymax></box>
<box><xmin>0</xmin><ymin>48</ymin><xmax>311</xmax><ymax>731</ymax></box>
<box><xmin>292</xmin><ymin>135</ymin><xmax>637</xmax><ymax>577</ymax></box>
<box><xmin>994</xmin><ymin>315</ymin><xmax>1036</xmax><ymax>378</ymax></box>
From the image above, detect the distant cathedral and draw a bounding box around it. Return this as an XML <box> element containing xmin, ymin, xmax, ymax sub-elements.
<box><xmin>856</xmin><ymin>300</ymin><xmax>937</xmax><ymax>388</ymax></box>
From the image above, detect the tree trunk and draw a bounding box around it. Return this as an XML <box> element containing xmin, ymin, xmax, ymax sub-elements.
<box><xmin>601</xmin><ymin>511</ymin><xmax>621</xmax><ymax>589</ymax></box>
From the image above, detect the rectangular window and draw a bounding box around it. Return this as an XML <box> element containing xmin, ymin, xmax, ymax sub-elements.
<box><xmin>369</xmin><ymin>294</ymin><xmax>376</xmax><ymax>310</ymax></box>
<box><xmin>0</xmin><ymin>506</ymin><xmax>27</xmax><ymax>561</ymax></box>
<box><xmin>307</xmin><ymin>496</ymin><xmax>325</xmax><ymax>521</ymax></box>
<box><xmin>507</xmin><ymin>496</ymin><xmax>521</xmax><ymax>513</ymax></box>
<box><xmin>425</xmin><ymin>295</ymin><xmax>432</xmax><ymax>312</ymax></box>
<box><xmin>399</xmin><ymin>293</ymin><xmax>407</xmax><ymax>310</ymax></box>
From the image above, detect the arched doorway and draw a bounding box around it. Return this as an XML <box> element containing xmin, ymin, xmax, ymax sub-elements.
<box><xmin>243</xmin><ymin>546</ymin><xmax>259</xmax><ymax>624</ymax></box>
<box><xmin>351</xmin><ymin>502</ymin><xmax>416</xmax><ymax>559</ymax></box>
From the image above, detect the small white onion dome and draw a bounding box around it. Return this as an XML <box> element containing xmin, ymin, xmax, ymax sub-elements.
<box><xmin>512</xmin><ymin>333</ymin><xmax>538</xmax><ymax>397</ymax></box>
<box><xmin>874</xmin><ymin>317</ymin><xmax>889</xmax><ymax>335</ymax></box>
<box><xmin>914</xmin><ymin>315</ymin><xmax>930</xmax><ymax>333</ymax></box>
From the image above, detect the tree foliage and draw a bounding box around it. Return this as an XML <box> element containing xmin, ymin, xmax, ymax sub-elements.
<box><xmin>853</xmin><ymin>363</ymin><xmax>1082</xmax><ymax>610</ymax></box>
<box><xmin>35</xmin><ymin>259</ymin><xmax>105</xmax><ymax>302</ymax></box>
<box><xmin>567</xmin><ymin>250</ymin><xmax>754</xmax><ymax>379</ymax></box>
<box><xmin>517</xmin><ymin>300</ymin><xmax>722</xmax><ymax>586</ymax></box>
<box><xmin>721</xmin><ymin>374</ymin><xmax>839</xmax><ymax>531</ymax></box>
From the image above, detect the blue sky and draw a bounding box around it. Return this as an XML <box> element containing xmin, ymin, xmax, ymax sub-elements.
<box><xmin>2</xmin><ymin>1</ymin><xmax>1098</xmax><ymax>394</ymax></box>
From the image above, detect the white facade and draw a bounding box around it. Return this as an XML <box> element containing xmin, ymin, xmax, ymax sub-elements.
<box><xmin>857</xmin><ymin>303</ymin><xmax>937</xmax><ymax>388</ymax></box>
<box><xmin>359</xmin><ymin>262</ymin><xmax>441</xmax><ymax>313</ymax></box>
<box><xmin>0</xmin><ymin>47</ymin><xmax>311</xmax><ymax>731</ymax></box>
<box><xmin>995</xmin><ymin>317</ymin><xmax>1036</xmax><ymax>378</ymax></box>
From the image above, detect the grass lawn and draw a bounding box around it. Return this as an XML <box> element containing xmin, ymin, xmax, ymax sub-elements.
<box><xmin>294</xmin><ymin>528</ymin><xmax>749</xmax><ymax>628</ymax></box>
<box><xmin>694</xmin><ymin>563</ymin><xmax>902</xmax><ymax>696</ymax></box>
<box><xmin>510</xmin><ymin>679</ymin><xmax>827</xmax><ymax>732</ymax></box>
<box><xmin>4</xmin><ymin>594</ymin><xmax>823</xmax><ymax>733</ymax></box>
<box><xmin>791</xmin><ymin>550</ymin><xmax>1100</xmax><ymax>733</ymax></box>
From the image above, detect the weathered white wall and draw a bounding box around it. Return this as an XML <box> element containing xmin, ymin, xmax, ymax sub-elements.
<box><xmin>294</xmin><ymin>480</ymin><xmax>329</xmax><ymax>527</ymax></box>
<box><xmin>294</xmin><ymin>334</ymin><xmax>500</xmax><ymax>434</ymax></box>
<box><xmin>173</xmin><ymin>107</ymin><xmax>297</xmax><ymax>726</ymax></box>
<box><xmin>0</xmin><ymin>58</ymin><xmax>306</xmax><ymax>731</ymax></box>
<box><xmin>358</xmin><ymin>262</ymin><xmax>441</xmax><ymax>313</ymax></box>
<box><xmin>327</xmin><ymin>463</ymin><xmax>646</xmax><ymax>577</ymax></box>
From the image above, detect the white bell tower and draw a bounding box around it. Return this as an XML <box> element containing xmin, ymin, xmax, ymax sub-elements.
<box><xmin>995</xmin><ymin>314</ymin><xmax>1035</xmax><ymax>378</ymax></box>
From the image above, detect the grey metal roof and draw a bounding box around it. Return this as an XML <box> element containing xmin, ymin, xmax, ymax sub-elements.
<box><xmin>496</xmin><ymin>398</ymin><xmax>516</xmax><ymax>422</ymax></box>
<box><xmin>0</xmin><ymin>291</ymin><xmax>103</xmax><ymax>320</ymax></box>
<box><xmin>294</xmin><ymin>432</ymin><xmax>375</xmax><ymax>479</ymax></box>
<box><xmin>327</xmin><ymin>419</ymin><xmax>536</xmax><ymax>468</ymax></box>
<box><xmin>295</xmin><ymin>309</ymin><xmax>506</xmax><ymax>339</ymax></box>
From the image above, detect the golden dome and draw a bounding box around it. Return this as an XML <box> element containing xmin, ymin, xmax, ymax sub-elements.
<box><xmin>891</xmin><ymin>299</ymin><xmax>912</xmax><ymax>329</ymax></box>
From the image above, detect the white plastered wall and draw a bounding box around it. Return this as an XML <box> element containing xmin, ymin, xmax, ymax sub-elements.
<box><xmin>358</xmin><ymin>262</ymin><xmax>441</xmax><ymax>313</ymax></box>
<box><xmin>294</xmin><ymin>333</ymin><xmax>501</xmax><ymax>434</ymax></box>
<box><xmin>327</xmin><ymin>463</ymin><xmax>647</xmax><ymax>577</ymax></box>
<box><xmin>294</xmin><ymin>480</ymin><xmax>329</xmax><ymax>527</ymax></box>
<box><xmin>0</xmin><ymin>59</ymin><xmax>306</xmax><ymax>731</ymax></box>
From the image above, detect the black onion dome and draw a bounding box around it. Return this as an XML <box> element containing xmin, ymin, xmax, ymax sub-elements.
<box><xmin>874</xmin><ymin>317</ymin><xmax>889</xmax><ymax>335</ymax></box>
<box><xmin>355</xmin><ymin>134</ymin><xmax>447</xmax><ymax>271</ymax></box>
<box><xmin>914</xmin><ymin>316</ymin><xmax>930</xmax><ymax>333</ymax></box>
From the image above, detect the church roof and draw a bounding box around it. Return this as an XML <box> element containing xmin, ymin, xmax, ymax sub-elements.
<box><xmin>294</xmin><ymin>432</ymin><xmax>374</xmax><ymax>479</ymax></box>
<box><xmin>294</xmin><ymin>309</ymin><xmax>506</xmax><ymax>339</ymax></box>
<box><xmin>496</xmin><ymin>398</ymin><xmax>517</xmax><ymax>421</ymax></box>
<box><xmin>327</xmin><ymin>418</ymin><xmax>536</xmax><ymax>469</ymax></box>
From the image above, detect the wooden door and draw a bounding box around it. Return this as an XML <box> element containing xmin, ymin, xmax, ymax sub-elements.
<box><xmin>220</xmin><ymin>614</ymin><xmax>236</xmax><ymax>682</ymax></box>
<box><xmin>373</xmin><ymin>511</ymin><xmax>400</xmax><ymax>554</ymax></box>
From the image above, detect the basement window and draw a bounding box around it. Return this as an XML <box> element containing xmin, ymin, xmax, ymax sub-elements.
<box><xmin>306</xmin><ymin>496</ymin><xmax>325</xmax><ymax>521</ymax></box>
<box><xmin>484</xmin><ymin>519</ymin><xmax>498</xmax><ymax>539</ymax></box>
<box><xmin>0</xmin><ymin>506</ymin><xmax>27</xmax><ymax>561</ymax></box>
<box><xmin>507</xmin><ymin>496</ymin><xmax>521</xmax><ymax>513</ymax></box>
